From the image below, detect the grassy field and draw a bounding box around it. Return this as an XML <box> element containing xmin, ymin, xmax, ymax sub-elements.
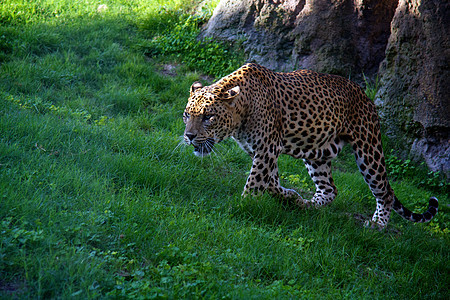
<box><xmin>0</xmin><ymin>0</ymin><xmax>448</xmax><ymax>298</ymax></box>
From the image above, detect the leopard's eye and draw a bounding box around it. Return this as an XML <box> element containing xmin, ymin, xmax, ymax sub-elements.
<box><xmin>183</xmin><ymin>112</ymin><xmax>190</xmax><ymax>119</ymax></box>
<box><xmin>203</xmin><ymin>115</ymin><xmax>214</xmax><ymax>122</ymax></box>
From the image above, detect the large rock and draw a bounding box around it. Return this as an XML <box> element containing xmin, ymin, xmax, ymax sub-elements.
<box><xmin>201</xmin><ymin>0</ymin><xmax>397</xmax><ymax>76</ymax></box>
<box><xmin>200</xmin><ymin>0</ymin><xmax>302</xmax><ymax>71</ymax></box>
<box><xmin>375</xmin><ymin>0</ymin><xmax>450</xmax><ymax>176</ymax></box>
<box><xmin>292</xmin><ymin>0</ymin><xmax>398</xmax><ymax>75</ymax></box>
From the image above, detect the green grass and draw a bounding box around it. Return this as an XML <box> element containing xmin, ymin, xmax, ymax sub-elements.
<box><xmin>0</xmin><ymin>1</ymin><xmax>448</xmax><ymax>298</ymax></box>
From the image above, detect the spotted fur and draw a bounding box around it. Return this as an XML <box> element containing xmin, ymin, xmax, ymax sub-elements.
<box><xmin>183</xmin><ymin>63</ymin><xmax>438</xmax><ymax>228</ymax></box>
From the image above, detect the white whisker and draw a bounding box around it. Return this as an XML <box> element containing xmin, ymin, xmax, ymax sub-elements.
<box><xmin>209</xmin><ymin>143</ymin><xmax>219</xmax><ymax>156</ymax></box>
<box><xmin>172</xmin><ymin>136</ymin><xmax>187</xmax><ymax>154</ymax></box>
<box><xmin>205</xmin><ymin>139</ymin><xmax>216</xmax><ymax>168</ymax></box>
<box><xmin>210</xmin><ymin>141</ymin><xmax>226</xmax><ymax>159</ymax></box>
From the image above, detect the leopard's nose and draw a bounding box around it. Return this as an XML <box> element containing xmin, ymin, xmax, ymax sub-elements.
<box><xmin>185</xmin><ymin>132</ymin><xmax>197</xmax><ymax>142</ymax></box>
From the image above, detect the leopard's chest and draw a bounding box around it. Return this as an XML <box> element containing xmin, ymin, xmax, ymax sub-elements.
<box><xmin>232</xmin><ymin>136</ymin><xmax>254</xmax><ymax>156</ymax></box>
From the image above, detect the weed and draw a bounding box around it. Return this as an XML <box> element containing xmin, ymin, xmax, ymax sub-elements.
<box><xmin>280</xmin><ymin>172</ymin><xmax>315</xmax><ymax>196</ymax></box>
<box><xmin>385</xmin><ymin>149</ymin><xmax>449</xmax><ymax>193</ymax></box>
<box><xmin>140</xmin><ymin>9</ymin><xmax>244</xmax><ymax>78</ymax></box>
<box><xmin>363</xmin><ymin>73</ymin><xmax>380</xmax><ymax>101</ymax></box>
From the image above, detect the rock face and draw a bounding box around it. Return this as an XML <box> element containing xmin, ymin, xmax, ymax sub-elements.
<box><xmin>202</xmin><ymin>0</ymin><xmax>397</xmax><ymax>76</ymax></box>
<box><xmin>292</xmin><ymin>0</ymin><xmax>398</xmax><ymax>76</ymax></box>
<box><xmin>375</xmin><ymin>0</ymin><xmax>450</xmax><ymax>176</ymax></box>
<box><xmin>200</xmin><ymin>0</ymin><xmax>301</xmax><ymax>71</ymax></box>
<box><xmin>202</xmin><ymin>0</ymin><xmax>449</xmax><ymax>177</ymax></box>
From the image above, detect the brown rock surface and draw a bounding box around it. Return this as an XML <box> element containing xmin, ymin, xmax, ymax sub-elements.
<box><xmin>200</xmin><ymin>0</ymin><xmax>303</xmax><ymax>71</ymax></box>
<box><xmin>375</xmin><ymin>0</ymin><xmax>449</xmax><ymax>176</ymax></box>
<box><xmin>202</xmin><ymin>0</ymin><xmax>396</xmax><ymax>75</ymax></box>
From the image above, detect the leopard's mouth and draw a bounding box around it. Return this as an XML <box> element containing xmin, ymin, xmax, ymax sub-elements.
<box><xmin>193</xmin><ymin>138</ymin><xmax>215</xmax><ymax>157</ymax></box>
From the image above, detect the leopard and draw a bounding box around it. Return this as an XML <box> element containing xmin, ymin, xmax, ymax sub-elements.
<box><xmin>182</xmin><ymin>63</ymin><xmax>438</xmax><ymax>228</ymax></box>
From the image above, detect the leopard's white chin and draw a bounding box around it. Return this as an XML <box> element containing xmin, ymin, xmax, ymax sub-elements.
<box><xmin>192</xmin><ymin>138</ymin><xmax>215</xmax><ymax>157</ymax></box>
<box><xmin>193</xmin><ymin>149</ymin><xmax>211</xmax><ymax>157</ymax></box>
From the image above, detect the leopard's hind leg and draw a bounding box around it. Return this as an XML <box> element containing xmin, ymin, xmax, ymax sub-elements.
<box><xmin>353</xmin><ymin>137</ymin><xmax>439</xmax><ymax>227</ymax></box>
<box><xmin>303</xmin><ymin>159</ymin><xmax>338</xmax><ymax>207</ymax></box>
<box><xmin>351</xmin><ymin>129</ymin><xmax>394</xmax><ymax>228</ymax></box>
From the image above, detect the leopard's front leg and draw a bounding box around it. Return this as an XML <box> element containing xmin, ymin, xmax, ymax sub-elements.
<box><xmin>242</xmin><ymin>153</ymin><xmax>310</xmax><ymax>208</ymax></box>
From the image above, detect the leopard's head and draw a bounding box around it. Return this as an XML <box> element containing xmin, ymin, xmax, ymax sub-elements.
<box><xmin>183</xmin><ymin>81</ymin><xmax>240</xmax><ymax>157</ymax></box>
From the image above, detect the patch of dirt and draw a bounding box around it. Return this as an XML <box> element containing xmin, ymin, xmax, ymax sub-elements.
<box><xmin>160</xmin><ymin>63</ymin><xmax>179</xmax><ymax>77</ymax></box>
<box><xmin>200</xmin><ymin>73</ymin><xmax>215</xmax><ymax>83</ymax></box>
<box><xmin>152</xmin><ymin>60</ymin><xmax>215</xmax><ymax>83</ymax></box>
<box><xmin>345</xmin><ymin>212</ymin><xmax>402</xmax><ymax>235</ymax></box>
<box><xmin>0</xmin><ymin>279</ymin><xmax>26</xmax><ymax>297</ymax></box>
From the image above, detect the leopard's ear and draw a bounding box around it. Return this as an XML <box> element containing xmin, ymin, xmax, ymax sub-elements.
<box><xmin>221</xmin><ymin>86</ymin><xmax>240</xmax><ymax>101</ymax></box>
<box><xmin>190</xmin><ymin>81</ymin><xmax>203</xmax><ymax>95</ymax></box>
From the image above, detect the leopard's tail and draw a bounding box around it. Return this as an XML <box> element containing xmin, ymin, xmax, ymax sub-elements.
<box><xmin>393</xmin><ymin>196</ymin><xmax>438</xmax><ymax>223</ymax></box>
